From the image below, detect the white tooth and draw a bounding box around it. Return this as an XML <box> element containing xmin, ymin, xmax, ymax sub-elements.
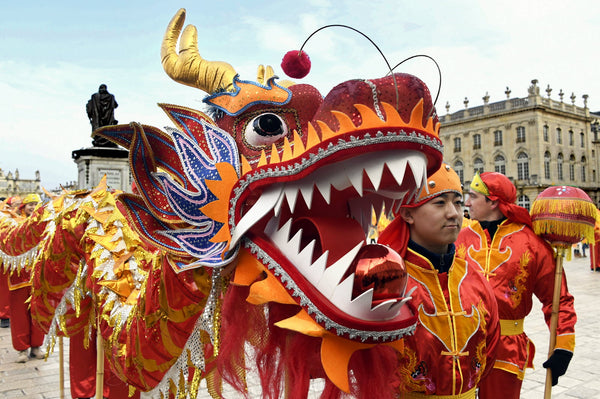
<box><xmin>264</xmin><ymin>216</ymin><xmax>280</xmax><ymax>237</ymax></box>
<box><xmin>383</xmin><ymin>198</ymin><xmax>394</xmax><ymax>217</ymax></box>
<box><xmin>404</xmin><ymin>286</ymin><xmax>417</xmax><ymax>298</ymax></box>
<box><xmin>287</xmin><ymin>228</ymin><xmax>303</xmax><ymax>254</ymax></box>
<box><xmin>305</xmin><ymin>250</ymin><xmax>329</xmax><ymax>285</ymax></box>
<box><xmin>347</xmin><ymin>168</ymin><xmax>364</xmax><ymax>196</ymax></box>
<box><xmin>364</xmin><ymin>162</ymin><xmax>385</xmax><ymax>191</ymax></box>
<box><xmin>349</xmin><ymin>197</ymin><xmax>369</xmax><ymax>232</ymax></box>
<box><xmin>331</xmin><ymin>274</ymin><xmax>355</xmax><ymax>305</ymax></box>
<box><xmin>317</xmin><ymin>242</ymin><xmax>363</xmax><ymax>297</ymax></box>
<box><xmin>273</xmin><ymin>191</ymin><xmax>285</xmax><ymax>217</ymax></box>
<box><xmin>270</xmin><ymin>218</ymin><xmax>293</xmax><ymax>246</ymax></box>
<box><xmin>371</xmin><ymin>298</ymin><xmax>402</xmax><ymax>317</ymax></box>
<box><xmin>231</xmin><ymin>185</ymin><xmax>283</xmax><ymax>246</ymax></box>
<box><xmin>407</xmin><ymin>153</ymin><xmax>427</xmax><ymax>189</ymax></box>
<box><xmin>284</xmin><ymin>186</ymin><xmax>299</xmax><ymax>213</ymax></box>
<box><xmin>295</xmin><ymin>239</ymin><xmax>316</xmax><ymax>276</ymax></box>
<box><xmin>298</xmin><ymin>180</ymin><xmax>315</xmax><ymax>208</ymax></box>
<box><xmin>348</xmin><ymin>288</ymin><xmax>376</xmax><ymax>317</ymax></box>
<box><xmin>315</xmin><ymin>179</ymin><xmax>332</xmax><ymax>204</ymax></box>
<box><xmin>329</xmin><ymin>171</ymin><xmax>351</xmax><ymax>191</ymax></box>
<box><xmin>386</xmin><ymin>157</ymin><xmax>408</xmax><ymax>188</ymax></box>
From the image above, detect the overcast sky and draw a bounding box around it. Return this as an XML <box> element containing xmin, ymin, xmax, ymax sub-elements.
<box><xmin>1</xmin><ymin>0</ymin><xmax>598</xmax><ymax>190</ymax></box>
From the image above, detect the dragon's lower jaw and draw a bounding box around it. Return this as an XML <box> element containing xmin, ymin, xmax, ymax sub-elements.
<box><xmin>234</xmin><ymin>150</ymin><xmax>425</xmax><ymax>341</ymax></box>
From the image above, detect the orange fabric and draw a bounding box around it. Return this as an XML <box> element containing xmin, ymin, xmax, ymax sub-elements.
<box><xmin>456</xmin><ymin>219</ymin><xmax>576</xmax><ymax>383</ymax></box>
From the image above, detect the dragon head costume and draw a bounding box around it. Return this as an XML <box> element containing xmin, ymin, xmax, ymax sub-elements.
<box><xmin>1</xmin><ymin>8</ymin><xmax>443</xmax><ymax>398</ymax></box>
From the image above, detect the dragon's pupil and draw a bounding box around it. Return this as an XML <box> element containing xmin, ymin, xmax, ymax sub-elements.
<box><xmin>254</xmin><ymin>114</ymin><xmax>283</xmax><ymax>136</ymax></box>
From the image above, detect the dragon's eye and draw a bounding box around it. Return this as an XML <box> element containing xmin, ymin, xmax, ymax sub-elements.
<box><xmin>244</xmin><ymin>113</ymin><xmax>289</xmax><ymax>147</ymax></box>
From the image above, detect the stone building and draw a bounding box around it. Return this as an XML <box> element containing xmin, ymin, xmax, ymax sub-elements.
<box><xmin>0</xmin><ymin>168</ymin><xmax>42</xmax><ymax>200</ymax></box>
<box><xmin>439</xmin><ymin>79</ymin><xmax>600</xmax><ymax>209</ymax></box>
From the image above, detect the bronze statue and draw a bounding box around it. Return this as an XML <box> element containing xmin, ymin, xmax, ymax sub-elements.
<box><xmin>87</xmin><ymin>84</ymin><xmax>118</xmax><ymax>147</ymax></box>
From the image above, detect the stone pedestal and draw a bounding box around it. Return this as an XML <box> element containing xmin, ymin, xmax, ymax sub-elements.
<box><xmin>72</xmin><ymin>147</ymin><xmax>131</xmax><ymax>192</ymax></box>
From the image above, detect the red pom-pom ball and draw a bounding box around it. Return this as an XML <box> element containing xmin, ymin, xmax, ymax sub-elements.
<box><xmin>281</xmin><ymin>50</ymin><xmax>311</xmax><ymax>79</ymax></box>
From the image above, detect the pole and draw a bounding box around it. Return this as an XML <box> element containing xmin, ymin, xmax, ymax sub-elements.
<box><xmin>95</xmin><ymin>319</ymin><xmax>104</xmax><ymax>399</ymax></box>
<box><xmin>544</xmin><ymin>247</ymin><xmax>565</xmax><ymax>398</ymax></box>
<box><xmin>59</xmin><ymin>337</ymin><xmax>64</xmax><ymax>399</ymax></box>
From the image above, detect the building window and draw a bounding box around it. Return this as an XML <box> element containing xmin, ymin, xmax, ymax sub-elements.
<box><xmin>473</xmin><ymin>134</ymin><xmax>481</xmax><ymax>149</ymax></box>
<box><xmin>454</xmin><ymin>160</ymin><xmax>464</xmax><ymax>184</ymax></box>
<box><xmin>557</xmin><ymin>153</ymin><xmax>564</xmax><ymax>180</ymax></box>
<box><xmin>557</xmin><ymin>128</ymin><xmax>562</xmax><ymax>144</ymax></box>
<box><xmin>569</xmin><ymin>130</ymin><xmax>574</xmax><ymax>146</ymax></box>
<box><xmin>494</xmin><ymin>130</ymin><xmax>503</xmax><ymax>146</ymax></box>
<box><xmin>544</xmin><ymin>151</ymin><xmax>551</xmax><ymax>179</ymax></box>
<box><xmin>581</xmin><ymin>156</ymin><xmax>587</xmax><ymax>182</ymax></box>
<box><xmin>580</xmin><ymin>132</ymin><xmax>585</xmax><ymax>148</ymax></box>
<box><xmin>517</xmin><ymin>152</ymin><xmax>529</xmax><ymax>180</ymax></box>
<box><xmin>543</xmin><ymin>125</ymin><xmax>549</xmax><ymax>142</ymax></box>
<box><xmin>474</xmin><ymin>158</ymin><xmax>484</xmax><ymax>175</ymax></box>
<box><xmin>594</xmin><ymin>169</ymin><xmax>597</xmax><ymax>182</ymax></box>
<box><xmin>454</xmin><ymin>137</ymin><xmax>461</xmax><ymax>152</ymax></box>
<box><xmin>569</xmin><ymin>154</ymin><xmax>576</xmax><ymax>181</ymax></box>
<box><xmin>516</xmin><ymin>126</ymin><xmax>526</xmax><ymax>143</ymax></box>
<box><xmin>517</xmin><ymin>195</ymin><xmax>530</xmax><ymax>211</ymax></box>
<box><xmin>494</xmin><ymin>155</ymin><xmax>506</xmax><ymax>174</ymax></box>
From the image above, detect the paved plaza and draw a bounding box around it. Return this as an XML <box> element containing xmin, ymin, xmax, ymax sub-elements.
<box><xmin>0</xmin><ymin>255</ymin><xmax>598</xmax><ymax>398</ymax></box>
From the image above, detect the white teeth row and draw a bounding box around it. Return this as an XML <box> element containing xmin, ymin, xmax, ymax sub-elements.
<box><xmin>230</xmin><ymin>151</ymin><xmax>427</xmax><ymax>246</ymax></box>
<box><xmin>265</xmin><ymin>216</ymin><xmax>415</xmax><ymax>321</ymax></box>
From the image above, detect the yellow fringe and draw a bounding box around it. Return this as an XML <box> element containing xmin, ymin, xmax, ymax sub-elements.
<box><xmin>531</xmin><ymin>197</ymin><xmax>597</xmax><ymax>244</ymax></box>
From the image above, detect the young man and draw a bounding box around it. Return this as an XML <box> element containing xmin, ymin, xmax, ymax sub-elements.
<box><xmin>8</xmin><ymin>193</ymin><xmax>45</xmax><ymax>363</ymax></box>
<box><xmin>456</xmin><ymin>172</ymin><xmax>576</xmax><ymax>398</ymax></box>
<box><xmin>379</xmin><ymin>164</ymin><xmax>499</xmax><ymax>398</ymax></box>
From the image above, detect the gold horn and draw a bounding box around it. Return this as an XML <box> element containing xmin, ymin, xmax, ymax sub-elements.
<box><xmin>161</xmin><ymin>9</ymin><xmax>237</xmax><ymax>94</ymax></box>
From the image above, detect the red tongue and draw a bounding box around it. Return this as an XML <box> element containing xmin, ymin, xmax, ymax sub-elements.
<box><xmin>291</xmin><ymin>216</ymin><xmax>366</xmax><ymax>265</ymax></box>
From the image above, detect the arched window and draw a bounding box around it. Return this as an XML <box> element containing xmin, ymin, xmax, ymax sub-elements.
<box><xmin>557</xmin><ymin>153</ymin><xmax>564</xmax><ymax>180</ymax></box>
<box><xmin>517</xmin><ymin>195</ymin><xmax>530</xmax><ymax>211</ymax></box>
<box><xmin>556</xmin><ymin>128</ymin><xmax>562</xmax><ymax>144</ymax></box>
<box><xmin>494</xmin><ymin>154</ymin><xmax>506</xmax><ymax>174</ymax></box>
<box><xmin>581</xmin><ymin>156</ymin><xmax>587</xmax><ymax>182</ymax></box>
<box><xmin>569</xmin><ymin>154</ymin><xmax>576</xmax><ymax>181</ymax></box>
<box><xmin>517</xmin><ymin>152</ymin><xmax>529</xmax><ymax>180</ymax></box>
<box><xmin>544</xmin><ymin>152</ymin><xmax>551</xmax><ymax>179</ymax></box>
<box><xmin>543</xmin><ymin>125</ymin><xmax>549</xmax><ymax>142</ymax></box>
<box><xmin>474</xmin><ymin>158</ymin><xmax>484</xmax><ymax>175</ymax></box>
<box><xmin>454</xmin><ymin>160</ymin><xmax>464</xmax><ymax>184</ymax></box>
<box><xmin>580</xmin><ymin>132</ymin><xmax>586</xmax><ymax>148</ymax></box>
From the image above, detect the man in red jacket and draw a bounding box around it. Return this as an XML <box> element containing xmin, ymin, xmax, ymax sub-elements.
<box><xmin>379</xmin><ymin>164</ymin><xmax>499</xmax><ymax>397</ymax></box>
<box><xmin>456</xmin><ymin>172</ymin><xmax>576</xmax><ymax>398</ymax></box>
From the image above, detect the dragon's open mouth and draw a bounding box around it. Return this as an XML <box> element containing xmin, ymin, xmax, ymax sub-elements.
<box><xmin>232</xmin><ymin>147</ymin><xmax>426</xmax><ymax>341</ymax></box>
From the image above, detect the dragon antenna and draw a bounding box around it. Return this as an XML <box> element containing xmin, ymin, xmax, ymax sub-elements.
<box><xmin>390</xmin><ymin>54</ymin><xmax>443</xmax><ymax>118</ymax></box>
<box><xmin>281</xmin><ymin>24</ymin><xmax>400</xmax><ymax>109</ymax></box>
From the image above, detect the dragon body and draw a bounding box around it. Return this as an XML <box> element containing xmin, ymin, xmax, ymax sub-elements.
<box><xmin>0</xmin><ymin>9</ymin><xmax>443</xmax><ymax>398</ymax></box>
